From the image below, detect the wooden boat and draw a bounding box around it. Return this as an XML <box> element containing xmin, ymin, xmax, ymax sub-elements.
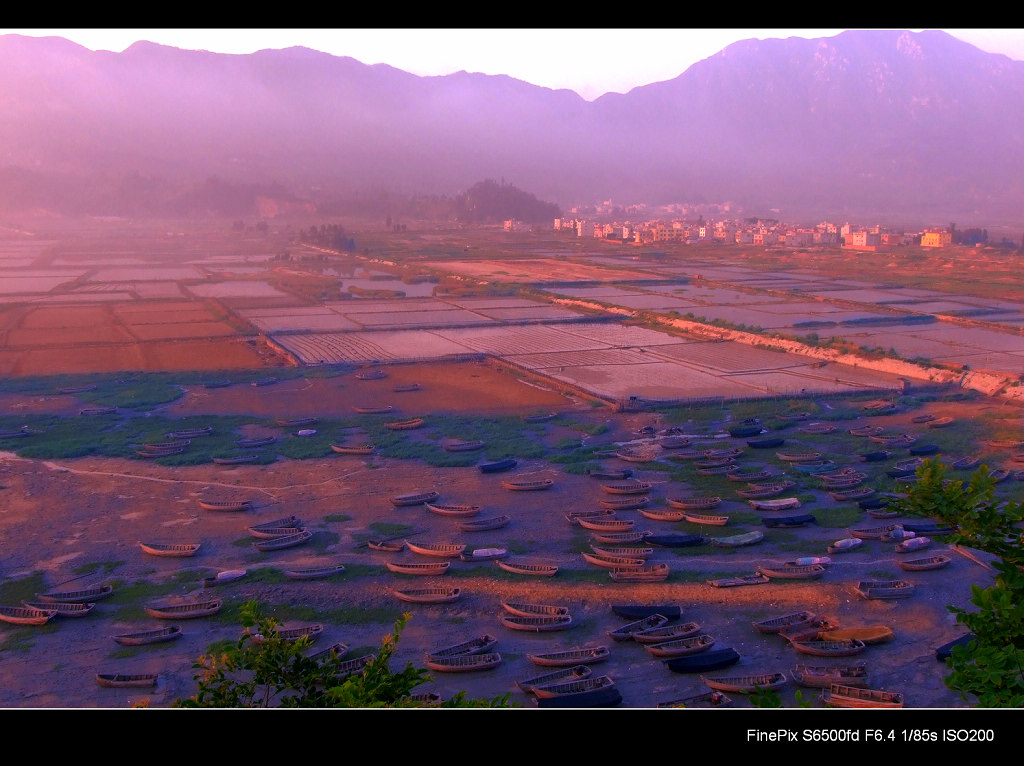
<box><xmin>330</xmin><ymin>443</ymin><xmax>375</xmax><ymax>455</ymax></box>
<box><xmin>612</xmin><ymin>604</ymin><xmax>682</xmax><ymax>621</ymax></box>
<box><xmin>849</xmin><ymin>425</ymin><xmax>884</xmax><ymax>437</ymax></box>
<box><xmin>394</xmin><ymin>586</ymin><xmax>461</xmax><ymax>604</ymax></box>
<box><xmin>444</xmin><ymin>439</ymin><xmax>485</xmax><ymax>452</ymax></box>
<box><xmin>748</xmin><ymin>497</ymin><xmax>800</xmax><ymax>511</ymax></box>
<box><xmin>138</xmin><ymin>542</ymin><xmax>200</xmax><ymax>557</ymax></box>
<box><xmin>356</xmin><ymin>369</ymin><xmax>387</xmax><ymax>380</ymax></box>
<box><xmin>951</xmin><ymin>455</ymin><xmax>981</xmax><ymax>470</ymax></box>
<box><xmin>248</xmin><ymin>516</ymin><xmax>303</xmax><ymax>537</ymax></box>
<box><xmin>989</xmin><ymin>468</ymin><xmax>1011</xmax><ymax>483</ymax></box>
<box><xmin>696</xmin><ymin>462</ymin><xmax>739</xmax><ymax>476</ymax></box>
<box><xmin>894</xmin><ymin>535</ymin><xmax>932</xmax><ymax>552</ymax></box>
<box><xmin>166</xmin><ymin>426</ymin><xmax>213</xmax><ymax>438</ymax></box>
<box><xmin>252</xmin><ymin>529</ymin><xmax>313</xmax><ymax>552</ymax></box>
<box><xmin>897</xmin><ymin>554</ymin><xmax>952</xmax><ymax>571</ymax></box>
<box><xmin>758</xmin><ymin>563</ymin><xmax>825</xmax><ymax>580</ymax></box>
<box><xmin>336</xmin><ymin>654</ymin><xmax>376</xmax><ymax>677</ymax></box>
<box><xmin>909</xmin><ymin>443</ymin><xmax>941</xmax><ymax>456</ymax></box>
<box><xmin>21</xmin><ymin>600</ymin><xmax>95</xmax><ymax>617</ymax></box>
<box><xmin>502</xmin><ymin>602</ymin><xmax>570</xmax><ymax>619</ymax></box>
<box><xmin>736</xmin><ymin>481</ymin><xmax>795</xmax><ymax>499</ymax></box>
<box><xmin>457</xmin><ymin>515</ymin><xmax>511</xmax><ymax>532</ymax></box>
<box><xmin>426</xmin><ymin>635</ymin><xmax>498</xmax><ymax>661</ymax></box>
<box><xmin>137</xmin><ymin>446</ymin><xmax>185</xmax><ymax>458</ymax></box>
<box><xmin>212</xmin><ymin>454</ymin><xmax>263</xmax><ymax>465</ymax></box>
<box><xmin>405</xmin><ymin>541</ymin><xmax>466</xmax><ymax>558</ymax></box>
<box><xmin>81</xmin><ymin>406</ymin><xmax>117</xmax><ymax>416</ymax></box>
<box><xmin>599</xmin><ymin>496</ymin><xmax>650</xmax><ymax>511</ymax></box>
<box><xmin>386</xmin><ymin>561</ymin><xmax>450</xmax><ymax>576</ymax></box>
<box><xmin>588</xmin><ymin>468</ymin><xmax>633</xmax><ymax>480</ymax></box>
<box><xmin>657</xmin><ymin>690</ymin><xmax>734</xmax><ymax>708</ymax></box>
<box><xmin>822</xmin><ymin>684</ymin><xmax>904</xmax><ymax>709</ymax></box>
<box><xmin>680</xmin><ymin>511</ymin><xmax>729</xmax><ymax>526</ymax></box>
<box><xmin>276</xmin><ymin>417</ymin><xmax>318</xmax><ymax>427</ymax></box>
<box><xmin>145</xmin><ymin>599</ymin><xmax>222</xmax><ymax>619</ymax></box>
<box><xmin>111</xmin><ymin>626</ymin><xmax>182</xmax><ymax>646</ymax></box>
<box><xmin>201</xmin><ymin>569</ymin><xmax>248</xmax><ymax>587</ymax></box>
<box><xmin>792</xmin><ymin>663</ymin><xmax>869</xmax><ymax>689</ymax></box>
<box><xmin>609</xmin><ymin>564</ymin><xmax>670</xmax><ymax>582</ymax></box>
<box><xmin>590</xmin><ymin>545</ymin><xmax>654</xmax><ymax>559</ymax></box>
<box><xmin>708</xmin><ymin>573</ymin><xmax>769</xmax><ymax>588</ymax></box>
<box><xmin>607</xmin><ymin>614</ymin><xmax>669</xmax><ymax>641</ymax></box>
<box><xmin>392</xmin><ymin>382</ymin><xmax>421</xmax><ymax>392</ymax></box>
<box><xmin>858</xmin><ymin>450</ymin><xmax>892</xmax><ymax>462</ymax></box>
<box><xmin>517</xmin><ymin>665</ymin><xmax>592</xmax><ymax>693</ymax></box>
<box><xmin>850</xmin><ymin>523</ymin><xmax>901</xmax><ymax>540</ymax></box>
<box><xmin>753</xmin><ymin>610</ymin><xmax>816</xmax><ymax>635</ymax></box>
<box><xmin>36</xmin><ymin>585</ymin><xmax>113</xmax><ymax>604</ymax></box>
<box><xmin>855</xmin><ymin>580</ymin><xmax>915</xmax><ymax>600</ymax></box>
<box><xmin>726</xmin><ymin>468</ymin><xmax>773</xmax><ymax>483</ymax></box>
<box><xmin>614</xmin><ymin>448</ymin><xmax>659</xmax><ymax>463</ymax></box>
<box><xmin>198</xmin><ymin>499</ymin><xmax>253</xmax><ymax>512</ymax></box>
<box><xmin>235</xmin><ymin>436</ymin><xmax>276</xmax><ymax>449</ymax></box>
<box><xmin>632</xmin><ymin>621</ymin><xmax>701</xmax><ymax>645</ymax></box>
<box><xmin>819</xmin><ymin>626</ymin><xmax>894</xmax><ymax>645</ymax></box>
<box><xmin>353</xmin><ymin>404</ymin><xmax>394</xmax><ymax>415</ymax></box>
<box><xmin>747</xmin><ymin>437</ymin><xmax>785</xmax><ymax>450</ymax></box>
<box><xmin>478</xmin><ymin>458</ymin><xmax>517</xmax><ymax>473</ymax></box>
<box><xmin>762</xmin><ymin>514</ymin><xmax>816</xmax><ymax>529</ymax></box>
<box><xmin>501</xmin><ymin>613</ymin><xmax>573</xmax><ymax>632</ymax></box>
<box><xmin>535</xmin><ymin>683</ymin><xmax>622</xmax><ymax>708</ymax></box>
<box><xmin>0</xmin><ymin>605</ymin><xmax>56</xmax><ymax>625</ymax></box>
<box><xmin>528</xmin><ymin>646</ymin><xmax>610</xmax><ymax>667</ymax></box>
<box><xmin>659</xmin><ymin>435</ymin><xmax>691</xmax><ymax>449</ymax></box>
<box><xmin>501</xmin><ymin>478</ymin><xmax>554</xmax><ymax>491</ymax></box>
<box><xmin>828</xmin><ymin>537</ymin><xmax>864</xmax><ymax>554</ymax></box>
<box><xmin>667</xmin><ymin>496</ymin><xmax>721</xmax><ymax>511</ymax></box>
<box><xmin>728</xmin><ymin>424</ymin><xmax>764</xmax><ymax>438</ymax></box>
<box><xmin>830</xmin><ymin>487</ymin><xmax>875</xmax><ymax>503</ymax></box>
<box><xmin>645</xmin><ymin>633</ymin><xmax>716</xmax><ymax>658</ymax></box>
<box><xmin>645</xmin><ymin>533</ymin><xmax>702</xmax><ymax>548</ymax></box>
<box><xmin>385</xmin><ymin>417</ymin><xmax>424</xmax><ymax>430</ymax></box>
<box><xmin>531</xmin><ymin>675</ymin><xmax>615</xmax><ymax>699</ymax></box>
<box><xmin>496</xmin><ymin>560</ymin><xmax>558</xmax><ymax>577</ymax></box>
<box><xmin>390</xmin><ymin>490</ymin><xmax>440</xmax><ymax>507</ymax></box>
<box><xmin>425</xmin><ymin>502</ymin><xmax>481</xmax><ymax>518</ymax></box>
<box><xmin>702</xmin><ymin>672</ymin><xmax>787</xmax><ymax>694</ymax></box>
<box><xmin>96</xmin><ymin>673</ymin><xmax>158</xmax><ymax>688</ymax></box>
<box><xmin>927</xmin><ymin>416</ymin><xmax>954</xmax><ymax>428</ymax></box>
<box><xmin>250</xmin><ymin>624</ymin><xmax>324</xmax><ymax>645</ymax></box>
<box><xmin>367</xmin><ymin>539</ymin><xmax>405</xmax><ymax>552</ymax></box>
<box><xmin>459</xmin><ymin>547</ymin><xmax>508</xmax><ymax>561</ymax></box>
<box><xmin>790</xmin><ymin>638</ymin><xmax>867</xmax><ymax>657</ymax></box>
<box><xmin>283</xmin><ymin>564</ymin><xmax>345</xmax><ymax>580</ymax></box>
<box><xmin>425</xmin><ymin>652</ymin><xmax>502</xmax><ymax>673</ymax></box>
<box><xmin>577</xmin><ymin>517</ymin><xmax>635</xmax><ymax>533</ymax></box>
<box><xmin>709</xmin><ymin>530</ymin><xmax>764</xmax><ymax>548</ymax></box>
<box><xmin>664</xmin><ymin>648</ymin><xmax>741</xmax><ymax>674</ymax></box>
<box><xmin>600</xmin><ymin>480</ymin><xmax>652</xmax><ymax>495</ymax></box>
<box><xmin>867</xmin><ymin>508</ymin><xmax>900</xmax><ymax>519</ymax></box>
<box><xmin>776</xmin><ymin>450</ymin><xmax>822</xmax><ymax>462</ymax></box>
<box><xmin>800</xmin><ymin>423</ymin><xmax>837</xmax><ymax>434</ymax></box>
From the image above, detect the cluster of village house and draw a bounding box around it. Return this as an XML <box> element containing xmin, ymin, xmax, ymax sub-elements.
<box><xmin>505</xmin><ymin>217</ymin><xmax>953</xmax><ymax>250</ymax></box>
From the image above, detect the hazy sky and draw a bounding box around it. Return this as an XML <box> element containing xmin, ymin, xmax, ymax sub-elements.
<box><xmin>10</xmin><ymin>28</ymin><xmax>1024</xmax><ymax>101</ymax></box>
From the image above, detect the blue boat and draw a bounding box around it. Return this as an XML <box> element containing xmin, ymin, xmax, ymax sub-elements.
<box><xmin>479</xmin><ymin>458</ymin><xmax>517</xmax><ymax>474</ymax></box>
<box><xmin>664</xmin><ymin>648</ymin><xmax>741</xmax><ymax>674</ymax></box>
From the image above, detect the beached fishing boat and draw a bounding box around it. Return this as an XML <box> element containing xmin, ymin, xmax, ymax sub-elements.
<box><xmin>707</xmin><ymin>572</ymin><xmax>770</xmax><ymax>588</ymax></box>
<box><xmin>478</xmin><ymin>457</ymin><xmax>517</xmax><ymax>473</ymax></box>
<box><xmin>368</xmin><ymin>539</ymin><xmax>405</xmax><ymax>552</ymax></box>
<box><xmin>80</xmin><ymin>406</ymin><xmax>117</xmax><ymax>416</ymax></box>
<box><xmin>330</xmin><ymin>443</ymin><xmax>375</xmax><ymax>455</ymax></box>
<box><xmin>664</xmin><ymin>648</ymin><xmax>742</xmax><ymax>674</ymax></box>
<box><xmin>392</xmin><ymin>382</ymin><xmax>422</xmax><ymax>392</ymax></box>
<box><xmin>283</xmin><ymin>564</ymin><xmax>345</xmax><ymax>580</ymax></box>
<box><xmin>144</xmin><ymin>599</ymin><xmax>222</xmax><ymax>620</ymax></box>
<box><xmin>36</xmin><ymin>584</ymin><xmax>114</xmax><ymax>604</ymax></box>
<box><xmin>591</xmin><ymin>530</ymin><xmax>653</xmax><ymax>545</ymax></box>
<box><xmin>502</xmin><ymin>602</ymin><xmax>570</xmax><ymax>619</ymax></box>
<box><xmin>762</xmin><ymin>514</ymin><xmax>816</xmax><ymax>529</ymax></box>
<box><xmin>247</xmin><ymin>516</ymin><xmax>303</xmax><ymax>537</ymax></box>
<box><xmin>501</xmin><ymin>613</ymin><xmax>573</xmax><ymax>632</ymax></box>
<box><xmin>776</xmin><ymin>450</ymin><xmax>822</xmax><ymax>462</ymax></box>
<box><xmin>235</xmin><ymin>436</ymin><xmax>276</xmax><ymax>449</ymax></box>
<box><xmin>405</xmin><ymin>541</ymin><xmax>467</xmax><ymax>558</ymax></box>
<box><xmin>758</xmin><ymin>563</ymin><xmax>826</xmax><ymax>580</ymax></box>
<box><xmin>897</xmin><ymin>554</ymin><xmax>952</xmax><ymax>571</ymax></box>
<box><xmin>201</xmin><ymin>570</ymin><xmax>248</xmax><ymax>588</ymax></box>
<box><xmin>577</xmin><ymin>517</ymin><xmax>635</xmax><ymax>532</ymax></box>
<box><xmin>21</xmin><ymin>600</ymin><xmax>95</xmax><ymax>617</ymax></box>
<box><xmin>138</xmin><ymin>542</ymin><xmax>201</xmax><ymax>557</ymax></box>
<box><xmin>645</xmin><ymin>634</ymin><xmax>716</xmax><ymax>658</ymax></box>
<box><xmin>353</xmin><ymin>405</ymin><xmax>394</xmax><ymax>415</ymax></box>
<box><xmin>747</xmin><ymin>436</ymin><xmax>785</xmax><ymax>450</ymax></box>
<box><xmin>607</xmin><ymin>614</ymin><xmax>669</xmax><ymax>642</ymax></box>
<box><xmin>425</xmin><ymin>503</ymin><xmax>481</xmax><ymax>518</ymax></box>
<box><xmin>167</xmin><ymin>426</ymin><xmax>213</xmax><ymax>439</ymax></box>
<box><xmin>631</xmin><ymin>621</ymin><xmax>700</xmax><ymax>645</ymax></box>
<box><xmin>0</xmin><ymin>605</ymin><xmax>56</xmax><ymax>625</ymax></box>
<box><xmin>390</xmin><ymin>490</ymin><xmax>440</xmax><ymax>507</ymax></box>
<box><xmin>599</xmin><ymin>496</ymin><xmax>650</xmax><ymax>511</ymax></box>
<box><xmin>501</xmin><ymin>478</ymin><xmax>554</xmax><ymax>491</ymax></box>
<box><xmin>702</xmin><ymin>672</ymin><xmax>787</xmax><ymax>694</ymax></box>
<box><xmin>426</xmin><ymin>635</ymin><xmax>498</xmax><ymax>661</ymax></box>
<box><xmin>386</xmin><ymin>560</ymin><xmax>450</xmax><ymax>576</ymax></box>
<box><xmin>356</xmin><ymin>369</ymin><xmax>387</xmax><ymax>380</ymax></box>
<box><xmin>96</xmin><ymin>673</ymin><xmax>158</xmax><ymax>688</ymax></box>
<box><xmin>789</xmin><ymin>460</ymin><xmax>838</xmax><ymax>474</ymax></box>
<box><xmin>276</xmin><ymin>417</ymin><xmax>318</xmax><ymax>427</ymax></box>
<box><xmin>819</xmin><ymin>626</ymin><xmax>894</xmax><ymax>645</ymax></box>
<box><xmin>830</xmin><ymin>487</ymin><xmax>875</xmax><ymax>502</ymax></box>
<box><xmin>850</xmin><ymin>523</ymin><xmax>901</xmax><ymax>540</ymax></box>
<box><xmin>792</xmin><ymin>664</ymin><xmax>870</xmax><ymax>689</ymax></box>
<box><xmin>517</xmin><ymin>665</ymin><xmax>592</xmax><ymax>694</ymax></box>
<box><xmin>800</xmin><ymin>423</ymin><xmax>837</xmax><ymax>434</ymax></box>
<box><xmin>600</xmin><ymin>480</ymin><xmax>652</xmax><ymax>495</ymax></box>
<box><xmin>667</xmin><ymin>496</ymin><xmax>721</xmax><ymax>511</ymax></box>
<box><xmin>136</xmin><ymin>446</ymin><xmax>185</xmax><ymax>458</ymax></box>
<box><xmin>855</xmin><ymin>580</ymin><xmax>915</xmax><ymax>600</ymax></box>
<box><xmin>748</xmin><ymin>497</ymin><xmax>801</xmax><ymax>511</ymax></box>
<box><xmin>252</xmin><ymin>529</ymin><xmax>313</xmax><ymax>552</ymax></box>
<box><xmin>726</xmin><ymin>468</ymin><xmax>773</xmax><ymax>483</ymax></box>
<box><xmin>496</xmin><ymin>560</ymin><xmax>558</xmax><ymax>577</ymax></box>
<box><xmin>681</xmin><ymin>511</ymin><xmax>729</xmax><ymax>526</ymax></box>
<box><xmin>989</xmin><ymin>468</ymin><xmax>1011</xmax><ymax>483</ymax></box>
<box><xmin>528</xmin><ymin>646</ymin><xmax>610</xmax><ymax>667</ymax></box>
<box><xmin>394</xmin><ymin>586</ymin><xmax>461</xmax><ymax>604</ymax></box>
<box><xmin>696</xmin><ymin>462</ymin><xmax>739</xmax><ymax>476</ymax></box>
<box><xmin>736</xmin><ymin>482</ymin><xmax>796</xmax><ymax>499</ymax></box>
<box><xmin>198</xmin><ymin>499</ymin><xmax>253</xmax><ymax>512</ymax></box>
<box><xmin>822</xmin><ymin>684</ymin><xmax>904</xmax><ymax>709</ymax></box>
<box><xmin>443</xmin><ymin>439</ymin><xmax>485</xmax><ymax>452</ymax></box>
<box><xmin>827</xmin><ymin>537</ymin><xmax>864</xmax><ymax>554</ymax></box>
<box><xmin>728</xmin><ymin>424</ymin><xmax>763</xmax><ymax>438</ymax></box>
<box><xmin>644</xmin><ymin>533</ymin><xmax>702</xmax><ymax>548</ymax></box>
<box><xmin>250</xmin><ymin>624</ymin><xmax>324</xmax><ymax>645</ymax></box>
<box><xmin>909</xmin><ymin>443</ymin><xmax>941</xmax><ymax>456</ymax></box>
<box><xmin>589</xmin><ymin>545</ymin><xmax>654</xmax><ymax>559</ymax></box>
<box><xmin>425</xmin><ymin>652</ymin><xmax>502</xmax><ymax>673</ymax></box>
<box><xmin>867</xmin><ymin>508</ymin><xmax>900</xmax><ymax>519</ymax></box>
<box><xmin>848</xmin><ymin>425</ymin><xmax>884</xmax><ymax>437</ymax></box>
<box><xmin>457</xmin><ymin>515</ymin><xmax>511</xmax><ymax>532</ymax></box>
<box><xmin>614</xmin><ymin>448</ymin><xmax>660</xmax><ymax>463</ymax></box>
<box><xmin>657</xmin><ymin>690</ymin><xmax>734</xmax><ymax>708</ymax></box>
<box><xmin>790</xmin><ymin>638</ymin><xmax>867</xmax><ymax>657</ymax></box>
<box><xmin>659</xmin><ymin>435</ymin><xmax>691</xmax><ymax>449</ymax></box>
<box><xmin>111</xmin><ymin>626</ymin><xmax>182</xmax><ymax>646</ymax></box>
<box><xmin>895</xmin><ymin>536</ymin><xmax>932</xmax><ymax>553</ymax></box>
<box><xmin>588</xmin><ymin>468</ymin><xmax>634</xmax><ymax>480</ymax></box>
<box><xmin>951</xmin><ymin>455</ymin><xmax>981</xmax><ymax>470</ymax></box>
<box><xmin>534</xmin><ymin>681</ymin><xmax>623</xmax><ymax>708</ymax></box>
<box><xmin>336</xmin><ymin>654</ymin><xmax>376</xmax><ymax>677</ymax></box>
<box><xmin>609</xmin><ymin>564</ymin><xmax>671</xmax><ymax>582</ymax></box>
<box><xmin>710</xmin><ymin>530</ymin><xmax>765</xmax><ymax>548</ymax></box>
<box><xmin>531</xmin><ymin>675</ymin><xmax>616</xmax><ymax>700</ymax></box>
<box><xmin>385</xmin><ymin>417</ymin><xmax>424</xmax><ymax>430</ymax></box>
<box><xmin>927</xmin><ymin>416</ymin><xmax>954</xmax><ymax>428</ymax></box>
<box><xmin>753</xmin><ymin>611</ymin><xmax>817</xmax><ymax>635</ymax></box>
<box><xmin>212</xmin><ymin>454</ymin><xmax>263</xmax><ymax>465</ymax></box>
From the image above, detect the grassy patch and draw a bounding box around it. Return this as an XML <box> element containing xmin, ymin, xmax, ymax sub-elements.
<box><xmin>810</xmin><ymin>506</ymin><xmax>863</xmax><ymax>528</ymax></box>
<box><xmin>0</xmin><ymin>573</ymin><xmax>47</xmax><ymax>604</ymax></box>
<box><xmin>323</xmin><ymin>514</ymin><xmax>353</xmax><ymax>523</ymax></box>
